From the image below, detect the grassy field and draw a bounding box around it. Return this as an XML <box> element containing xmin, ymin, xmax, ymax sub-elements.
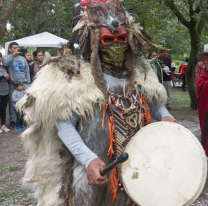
<box><xmin>170</xmin><ymin>86</ymin><xmax>198</xmax><ymax>121</ymax></box>
<box><xmin>0</xmin><ymin>86</ymin><xmax>200</xmax><ymax>206</ymax></box>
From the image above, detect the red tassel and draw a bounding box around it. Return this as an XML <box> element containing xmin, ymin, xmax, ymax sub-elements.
<box><xmin>110</xmin><ymin>167</ymin><xmax>118</xmax><ymax>204</ymax></box>
<box><xmin>102</xmin><ymin>104</ymin><xmax>107</xmax><ymax>129</ymax></box>
<box><xmin>107</xmin><ymin>115</ymin><xmax>115</xmax><ymax>160</ymax></box>
<box><xmin>141</xmin><ymin>94</ymin><xmax>151</xmax><ymax>125</ymax></box>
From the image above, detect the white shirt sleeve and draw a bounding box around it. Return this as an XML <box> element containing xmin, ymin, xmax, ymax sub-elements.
<box><xmin>151</xmin><ymin>105</ymin><xmax>173</xmax><ymax>121</ymax></box>
<box><xmin>58</xmin><ymin>114</ymin><xmax>98</xmax><ymax>169</ymax></box>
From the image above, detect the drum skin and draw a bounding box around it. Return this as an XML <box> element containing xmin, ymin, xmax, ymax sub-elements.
<box><xmin>122</xmin><ymin>122</ymin><xmax>207</xmax><ymax>206</ymax></box>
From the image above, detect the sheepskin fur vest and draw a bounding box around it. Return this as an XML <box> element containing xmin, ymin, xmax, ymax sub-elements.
<box><xmin>17</xmin><ymin>58</ymin><xmax>167</xmax><ymax>206</ymax></box>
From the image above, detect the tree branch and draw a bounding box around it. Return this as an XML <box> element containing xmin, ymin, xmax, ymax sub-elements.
<box><xmin>197</xmin><ymin>12</ymin><xmax>207</xmax><ymax>34</ymax></box>
<box><xmin>0</xmin><ymin>0</ymin><xmax>22</xmax><ymax>21</ymax></box>
<box><xmin>0</xmin><ymin>0</ymin><xmax>22</xmax><ymax>40</ymax></box>
<box><xmin>194</xmin><ymin>0</ymin><xmax>204</xmax><ymax>14</ymax></box>
<box><xmin>188</xmin><ymin>0</ymin><xmax>194</xmax><ymax>16</ymax></box>
<box><xmin>164</xmin><ymin>0</ymin><xmax>190</xmax><ymax>28</ymax></box>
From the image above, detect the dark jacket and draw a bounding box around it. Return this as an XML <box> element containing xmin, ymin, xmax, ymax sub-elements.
<box><xmin>28</xmin><ymin>61</ymin><xmax>35</xmax><ymax>82</ymax></box>
<box><xmin>161</xmin><ymin>57</ymin><xmax>176</xmax><ymax>81</ymax></box>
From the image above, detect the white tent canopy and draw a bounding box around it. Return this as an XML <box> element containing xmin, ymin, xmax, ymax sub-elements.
<box><xmin>0</xmin><ymin>46</ymin><xmax>5</xmax><ymax>55</ymax></box>
<box><xmin>5</xmin><ymin>32</ymin><xmax>69</xmax><ymax>54</ymax></box>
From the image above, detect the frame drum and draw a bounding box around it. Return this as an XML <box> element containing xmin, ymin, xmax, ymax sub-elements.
<box><xmin>122</xmin><ymin>122</ymin><xmax>207</xmax><ymax>206</ymax></box>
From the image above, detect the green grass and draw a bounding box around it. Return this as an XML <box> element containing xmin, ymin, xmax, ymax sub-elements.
<box><xmin>169</xmin><ymin>87</ymin><xmax>198</xmax><ymax>121</ymax></box>
<box><xmin>0</xmin><ymin>165</ymin><xmax>5</xmax><ymax>176</ymax></box>
<box><xmin>0</xmin><ymin>185</ymin><xmax>33</xmax><ymax>206</ymax></box>
<box><xmin>8</xmin><ymin>166</ymin><xmax>21</xmax><ymax>172</ymax></box>
<box><xmin>171</xmin><ymin>87</ymin><xmax>191</xmax><ymax>108</ymax></box>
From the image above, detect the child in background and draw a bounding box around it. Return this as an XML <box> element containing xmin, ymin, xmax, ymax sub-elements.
<box><xmin>160</xmin><ymin>62</ymin><xmax>171</xmax><ymax>76</ymax></box>
<box><xmin>12</xmin><ymin>82</ymin><xmax>26</xmax><ymax>131</ymax></box>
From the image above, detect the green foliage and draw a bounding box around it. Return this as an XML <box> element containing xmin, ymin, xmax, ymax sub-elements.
<box><xmin>1</xmin><ymin>0</ymin><xmax>208</xmax><ymax>61</ymax></box>
<box><xmin>174</xmin><ymin>60</ymin><xmax>182</xmax><ymax>71</ymax></box>
<box><xmin>1</xmin><ymin>0</ymin><xmax>76</xmax><ymax>45</ymax></box>
<box><xmin>126</xmin><ymin>0</ymin><xmax>208</xmax><ymax>59</ymax></box>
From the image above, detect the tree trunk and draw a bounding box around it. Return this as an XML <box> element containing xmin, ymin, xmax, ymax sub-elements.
<box><xmin>0</xmin><ymin>20</ymin><xmax>7</xmax><ymax>40</ymax></box>
<box><xmin>186</xmin><ymin>27</ymin><xmax>200</xmax><ymax>110</ymax></box>
<box><xmin>0</xmin><ymin>0</ymin><xmax>22</xmax><ymax>41</ymax></box>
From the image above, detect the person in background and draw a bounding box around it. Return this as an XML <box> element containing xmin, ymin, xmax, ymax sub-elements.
<box><xmin>12</xmin><ymin>82</ymin><xmax>26</xmax><ymax>131</ymax></box>
<box><xmin>33</xmin><ymin>50</ymin><xmax>44</xmax><ymax>76</ymax></box>
<box><xmin>0</xmin><ymin>52</ymin><xmax>10</xmax><ymax>133</ymax></box>
<box><xmin>147</xmin><ymin>51</ymin><xmax>163</xmax><ymax>84</ymax></box>
<box><xmin>179</xmin><ymin>58</ymin><xmax>189</xmax><ymax>92</ymax></box>
<box><xmin>196</xmin><ymin>49</ymin><xmax>208</xmax><ymax>156</ymax></box>
<box><xmin>19</xmin><ymin>49</ymin><xmax>34</xmax><ymax>82</ymax></box>
<box><xmin>195</xmin><ymin>46</ymin><xmax>208</xmax><ymax>84</ymax></box>
<box><xmin>159</xmin><ymin>50</ymin><xmax>176</xmax><ymax>110</ymax></box>
<box><xmin>2</xmin><ymin>42</ymin><xmax>30</xmax><ymax>128</ymax></box>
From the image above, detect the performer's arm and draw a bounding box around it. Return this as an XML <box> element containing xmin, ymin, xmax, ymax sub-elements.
<box><xmin>58</xmin><ymin>114</ymin><xmax>98</xmax><ymax>169</ymax></box>
<box><xmin>151</xmin><ymin>105</ymin><xmax>177</xmax><ymax>123</ymax></box>
<box><xmin>58</xmin><ymin>114</ymin><xmax>108</xmax><ymax>186</ymax></box>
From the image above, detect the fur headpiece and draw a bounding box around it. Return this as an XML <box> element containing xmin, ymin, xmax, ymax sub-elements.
<box><xmin>68</xmin><ymin>0</ymin><xmax>149</xmax><ymax>100</ymax></box>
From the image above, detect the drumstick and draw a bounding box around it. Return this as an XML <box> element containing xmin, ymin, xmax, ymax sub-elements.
<box><xmin>100</xmin><ymin>153</ymin><xmax>129</xmax><ymax>176</ymax></box>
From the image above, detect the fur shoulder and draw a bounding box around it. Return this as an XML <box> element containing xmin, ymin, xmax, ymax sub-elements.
<box><xmin>17</xmin><ymin>60</ymin><xmax>105</xmax><ymax>130</ymax></box>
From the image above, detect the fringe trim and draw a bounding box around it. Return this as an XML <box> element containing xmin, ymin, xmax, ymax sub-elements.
<box><xmin>141</xmin><ymin>94</ymin><xmax>152</xmax><ymax>125</ymax></box>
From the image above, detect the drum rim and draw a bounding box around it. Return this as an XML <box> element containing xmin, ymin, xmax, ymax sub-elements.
<box><xmin>122</xmin><ymin>122</ymin><xmax>207</xmax><ymax>206</ymax></box>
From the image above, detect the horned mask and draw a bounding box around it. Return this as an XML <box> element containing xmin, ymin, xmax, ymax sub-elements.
<box><xmin>67</xmin><ymin>0</ymin><xmax>146</xmax><ymax>100</ymax></box>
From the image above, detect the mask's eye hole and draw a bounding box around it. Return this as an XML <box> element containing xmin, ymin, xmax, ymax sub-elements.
<box><xmin>104</xmin><ymin>38</ymin><xmax>114</xmax><ymax>43</ymax></box>
<box><xmin>71</xmin><ymin>61</ymin><xmax>75</xmax><ymax>65</ymax></box>
<box><xmin>118</xmin><ymin>36</ymin><xmax>126</xmax><ymax>42</ymax></box>
<box><xmin>96</xmin><ymin>10</ymin><xmax>103</xmax><ymax>15</ymax></box>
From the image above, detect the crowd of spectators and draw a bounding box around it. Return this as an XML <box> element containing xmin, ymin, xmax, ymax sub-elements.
<box><xmin>0</xmin><ymin>42</ymin><xmax>44</xmax><ymax>132</ymax></box>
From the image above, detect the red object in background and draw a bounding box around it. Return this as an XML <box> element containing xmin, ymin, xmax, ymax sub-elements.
<box><xmin>80</xmin><ymin>0</ymin><xmax>108</xmax><ymax>7</ymax></box>
<box><xmin>197</xmin><ymin>70</ymin><xmax>208</xmax><ymax>156</ymax></box>
<box><xmin>100</xmin><ymin>26</ymin><xmax>128</xmax><ymax>47</ymax></box>
<box><xmin>23</xmin><ymin>92</ymin><xmax>26</xmax><ymax>95</ymax></box>
<box><xmin>171</xmin><ymin>71</ymin><xmax>175</xmax><ymax>80</ymax></box>
<box><xmin>179</xmin><ymin>63</ymin><xmax>188</xmax><ymax>74</ymax></box>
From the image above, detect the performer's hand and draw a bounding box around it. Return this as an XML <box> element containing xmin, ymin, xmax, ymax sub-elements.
<box><xmin>161</xmin><ymin>116</ymin><xmax>178</xmax><ymax>123</ymax></box>
<box><xmin>87</xmin><ymin>158</ymin><xmax>108</xmax><ymax>186</ymax></box>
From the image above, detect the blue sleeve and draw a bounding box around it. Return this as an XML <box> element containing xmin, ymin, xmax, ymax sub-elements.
<box><xmin>151</xmin><ymin>105</ymin><xmax>173</xmax><ymax>121</ymax></box>
<box><xmin>58</xmin><ymin>113</ymin><xmax>98</xmax><ymax>169</ymax></box>
<box><xmin>12</xmin><ymin>91</ymin><xmax>20</xmax><ymax>103</ymax></box>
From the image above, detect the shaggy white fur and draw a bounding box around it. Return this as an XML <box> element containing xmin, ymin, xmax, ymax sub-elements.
<box><xmin>17</xmin><ymin>57</ymin><xmax>167</xmax><ymax>206</ymax></box>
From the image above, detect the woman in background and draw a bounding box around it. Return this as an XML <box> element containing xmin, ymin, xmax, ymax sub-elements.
<box><xmin>0</xmin><ymin>52</ymin><xmax>10</xmax><ymax>133</ymax></box>
<box><xmin>33</xmin><ymin>50</ymin><xmax>44</xmax><ymax>76</ymax></box>
<box><xmin>147</xmin><ymin>51</ymin><xmax>163</xmax><ymax>84</ymax></box>
<box><xmin>19</xmin><ymin>49</ymin><xmax>34</xmax><ymax>82</ymax></box>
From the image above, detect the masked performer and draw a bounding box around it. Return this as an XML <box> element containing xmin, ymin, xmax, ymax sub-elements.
<box><xmin>17</xmin><ymin>0</ymin><xmax>177</xmax><ymax>205</ymax></box>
